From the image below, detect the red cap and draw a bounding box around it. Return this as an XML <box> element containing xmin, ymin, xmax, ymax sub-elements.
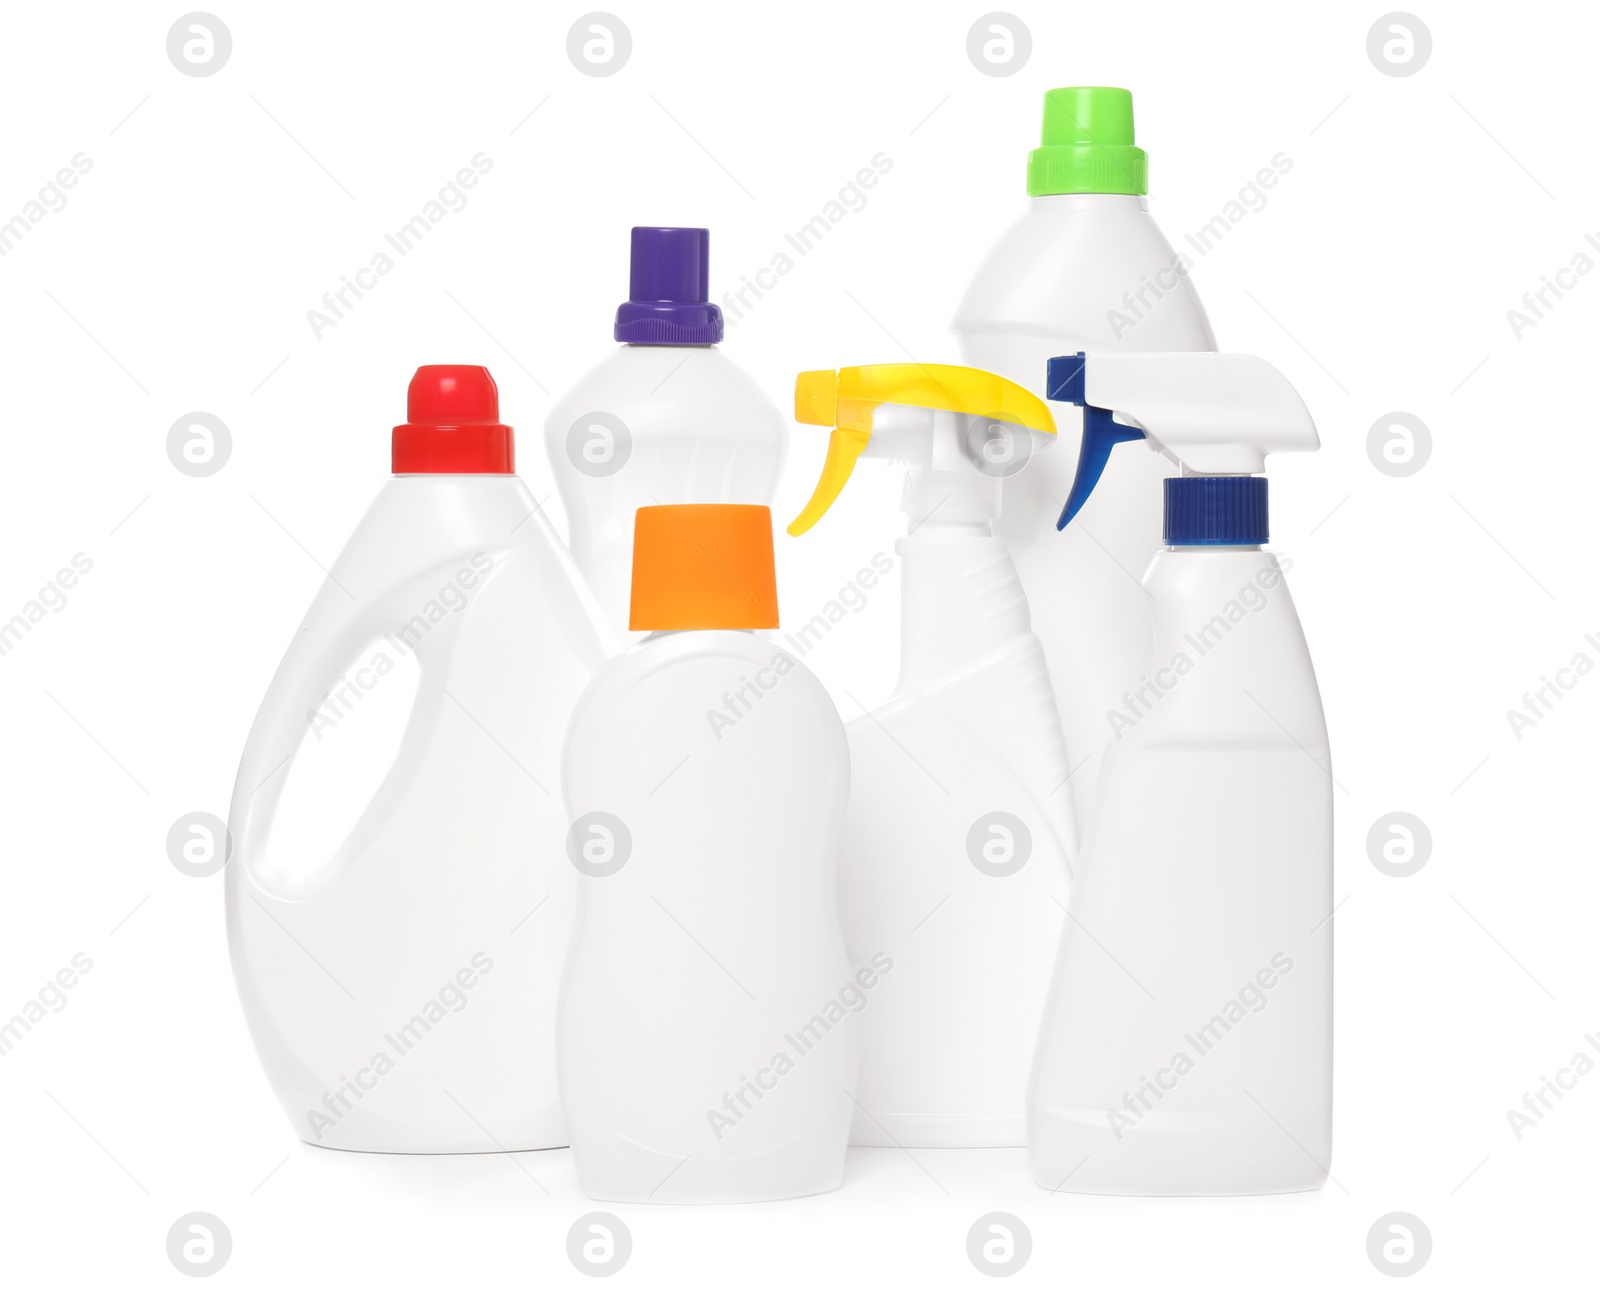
<box><xmin>392</xmin><ymin>365</ymin><xmax>514</xmax><ymax>474</ymax></box>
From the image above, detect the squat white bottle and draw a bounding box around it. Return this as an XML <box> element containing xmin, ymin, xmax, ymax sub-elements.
<box><xmin>559</xmin><ymin>504</ymin><xmax>855</xmax><ymax>1202</ymax></box>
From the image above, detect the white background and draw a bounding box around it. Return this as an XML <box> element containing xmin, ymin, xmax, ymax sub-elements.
<box><xmin>1</xmin><ymin>0</ymin><xmax>1595</xmax><ymax>1285</ymax></box>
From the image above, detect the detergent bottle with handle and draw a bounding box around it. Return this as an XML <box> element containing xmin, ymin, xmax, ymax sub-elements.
<box><xmin>1029</xmin><ymin>351</ymin><xmax>1331</xmax><ymax>1195</ymax></box>
<box><xmin>788</xmin><ymin>364</ymin><xmax>1075</xmax><ymax>1147</ymax></box>
<box><xmin>559</xmin><ymin>505</ymin><xmax>854</xmax><ymax>1203</ymax></box>
<box><xmin>954</xmin><ymin>87</ymin><xmax>1219</xmax><ymax>832</ymax></box>
<box><xmin>545</xmin><ymin>227</ymin><xmax>787</xmax><ymax>646</ymax></box>
<box><xmin>226</xmin><ymin>365</ymin><xmax>611</xmax><ymax>1153</ymax></box>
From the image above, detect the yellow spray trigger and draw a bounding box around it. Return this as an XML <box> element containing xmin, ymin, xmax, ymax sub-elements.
<box><xmin>787</xmin><ymin>425</ymin><xmax>872</xmax><ymax>536</ymax></box>
<box><xmin>786</xmin><ymin>365</ymin><xmax>1055</xmax><ymax>536</ymax></box>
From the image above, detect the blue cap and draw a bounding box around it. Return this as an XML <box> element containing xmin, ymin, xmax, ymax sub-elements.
<box><xmin>1165</xmin><ymin>477</ymin><xmax>1268</xmax><ymax>545</ymax></box>
<box><xmin>614</xmin><ymin>227</ymin><xmax>724</xmax><ymax>344</ymax></box>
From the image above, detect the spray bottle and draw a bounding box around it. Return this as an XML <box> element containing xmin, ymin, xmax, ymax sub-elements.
<box><xmin>1028</xmin><ymin>351</ymin><xmax>1332</xmax><ymax>1195</ymax></box>
<box><xmin>789</xmin><ymin>364</ymin><xmax>1076</xmax><ymax>1146</ymax></box>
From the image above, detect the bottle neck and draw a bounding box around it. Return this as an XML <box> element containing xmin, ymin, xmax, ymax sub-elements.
<box><xmin>642</xmin><ymin>628</ymin><xmax>755</xmax><ymax>639</ymax></box>
<box><xmin>905</xmin><ymin>514</ymin><xmax>992</xmax><ymax>539</ymax></box>
<box><xmin>901</xmin><ymin>469</ymin><xmax>1001</xmax><ymax>531</ymax></box>
<box><xmin>892</xmin><ymin>517</ymin><xmax>1076</xmax><ymax>827</ymax></box>
<box><xmin>895</xmin><ymin>519</ymin><xmax>1025</xmax><ymax>689</ymax></box>
<box><xmin>1029</xmin><ymin>191</ymin><xmax>1150</xmax><ymax>212</ymax></box>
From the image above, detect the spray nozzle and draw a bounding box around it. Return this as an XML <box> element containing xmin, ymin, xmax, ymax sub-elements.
<box><xmin>787</xmin><ymin>365</ymin><xmax>1054</xmax><ymax>536</ymax></box>
<box><xmin>1047</xmin><ymin>351</ymin><xmax>1319</xmax><ymax>533</ymax></box>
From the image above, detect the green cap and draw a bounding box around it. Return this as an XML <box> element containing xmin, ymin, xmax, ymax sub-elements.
<box><xmin>1027</xmin><ymin>87</ymin><xmax>1148</xmax><ymax>197</ymax></box>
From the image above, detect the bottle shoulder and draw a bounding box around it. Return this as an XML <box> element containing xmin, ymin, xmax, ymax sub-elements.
<box><xmin>357</xmin><ymin>473</ymin><xmax>539</xmax><ymax>526</ymax></box>
<box><xmin>584</xmin><ymin>631</ymin><xmax>804</xmax><ymax>691</ymax></box>
<box><xmin>543</xmin><ymin>345</ymin><xmax>785</xmax><ymax>436</ymax></box>
<box><xmin>563</xmin><ymin>632</ymin><xmax>849</xmax><ymax>810</ymax></box>
<box><xmin>1127</xmin><ymin>549</ymin><xmax>1327</xmax><ymax>752</ymax></box>
<box><xmin>1143</xmin><ymin>547</ymin><xmax>1301</xmax><ymax>607</ymax></box>
<box><xmin>569</xmin><ymin>632</ymin><xmax>840</xmax><ymax>741</ymax></box>
<box><xmin>955</xmin><ymin>196</ymin><xmax>1214</xmax><ymax>343</ymax></box>
<box><xmin>323</xmin><ymin>475</ymin><xmax>589</xmax><ymax>606</ymax></box>
<box><xmin>977</xmin><ymin>194</ymin><xmax>1180</xmax><ymax>259</ymax></box>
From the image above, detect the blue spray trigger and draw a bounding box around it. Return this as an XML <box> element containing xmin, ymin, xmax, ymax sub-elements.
<box><xmin>1046</xmin><ymin>353</ymin><xmax>1146</xmax><ymax>529</ymax></box>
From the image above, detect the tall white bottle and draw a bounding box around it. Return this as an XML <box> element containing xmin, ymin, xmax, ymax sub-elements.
<box><xmin>545</xmin><ymin>227</ymin><xmax>787</xmax><ymax>646</ymax></box>
<box><xmin>227</xmin><ymin>366</ymin><xmax>611</xmax><ymax>1152</ymax></box>
<box><xmin>954</xmin><ymin>87</ymin><xmax>1217</xmax><ymax>828</ymax></box>
<box><xmin>1029</xmin><ymin>352</ymin><xmax>1332</xmax><ymax>1195</ymax></box>
<box><xmin>787</xmin><ymin>365</ymin><xmax>1076</xmax><ymax>1147</ymax></box>
<box><xmin>559</xmin><ymin>504</ymin><xmax>854</xmax><ymax>1202</ymax></box>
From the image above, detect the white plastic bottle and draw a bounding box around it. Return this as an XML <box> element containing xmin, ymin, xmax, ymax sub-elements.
<box><xmin>545</xmin><ymin>227</ymin><xmax>787</xmax><ymax>645</ymax></box>
<box><xmin>1029</xmin><ymin>351</ymin><xmax>1332</xmax><ymax>1195</ymax></box>
<box><xmin>954</xmin><ymin>87</ymin><xmax>1217</xmax><ymax>828</ymax></box>
<box><xmin>226</xmin><ymin>366</ymin><xmax>611</xmax><ymax>1153</ymax></box>
<box><xmin>559</xmin><ymin>504</ymin><xmax>854</xmax><ymax>1202</ymax></box>
<box><xmin>787</xmin><ymin>365</ymin><xmax>1076</xmax><ymax>1147</ymax></box>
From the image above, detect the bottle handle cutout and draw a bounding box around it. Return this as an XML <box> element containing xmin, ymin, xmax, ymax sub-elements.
<box><xmin>226</xmin><ymin>560</ymin><xmax>477</xmax><ymax>901</ymax></box>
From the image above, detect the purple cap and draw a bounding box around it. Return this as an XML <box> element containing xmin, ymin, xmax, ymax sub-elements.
<box><xmin>613</xmin><ymin>227</ymin><xmax>724</xmax><ymax>344</ymax></box>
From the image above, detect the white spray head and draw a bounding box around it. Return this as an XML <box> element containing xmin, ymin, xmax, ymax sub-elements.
<box><xmin>1048</xmin><ymin>352</ymin><xmax>1319</xmax><ymax>529</ymax></box>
